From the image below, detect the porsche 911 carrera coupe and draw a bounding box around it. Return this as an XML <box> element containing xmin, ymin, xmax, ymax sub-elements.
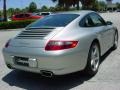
<box><xmin>2</xmin><ymin>11</ymin><xmax>118</xmax><ymax>77</ymax></box>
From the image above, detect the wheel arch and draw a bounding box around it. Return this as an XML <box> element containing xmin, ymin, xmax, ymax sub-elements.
<box><xmin>84</xmin><ymin>38</ymin><xmax>101</xmax><ymax>76</ymax></box>
<box><xmin>91</xmin><ymin>39</ymin><xmax>101</xmax><ymax>56</ymax></box>
<box><xmin>115</xmin><ymin>29</ymin><xmax>119</xmax><ymax>38</ymax></box>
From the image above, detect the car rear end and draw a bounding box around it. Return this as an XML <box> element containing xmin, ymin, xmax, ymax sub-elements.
<box><xmin>11</xmin><ymin>14</ymin><xmax>24</xmax><ymax>21</ymax></box>
<box><xmin>2</xmin><ymin>13</ymin><xmax>88</xmax><ymax>76</ymax></box>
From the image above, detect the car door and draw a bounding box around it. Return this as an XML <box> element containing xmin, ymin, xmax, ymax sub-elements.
<box><xmin>24</xmin><ymin>14</ymin><xmax>31</xmax><ymax>19</ymax></box>
<box><xmin>16</xmin><ymin>14</ymin><xmax>25</xmax><ymax>20</ymax></box>
<box><xmin>89</xmin><ymin>13</ymin><xmax>113</xmax><ymax>54</ymax></box>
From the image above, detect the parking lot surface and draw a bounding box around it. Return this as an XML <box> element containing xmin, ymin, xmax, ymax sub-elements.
<box><xmin>0</xmin><ymin>13</ymin><xmax>120</xmax><ymax>90</ymax></box>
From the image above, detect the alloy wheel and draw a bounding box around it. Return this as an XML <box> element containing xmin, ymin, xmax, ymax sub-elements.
<box><xmin>90</xmin><ymin>44</ymin><xmax>100</xmax><ymax>71</ymax></box>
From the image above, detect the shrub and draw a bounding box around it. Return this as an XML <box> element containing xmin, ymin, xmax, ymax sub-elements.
<box><xmin>0</xmin><ymin>20</ymin><xmax>35</xmax><ymax>29</ymax></box>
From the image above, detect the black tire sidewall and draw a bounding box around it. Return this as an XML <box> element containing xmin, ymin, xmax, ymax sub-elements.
<box><xmin>85</xmin><ymin>42</ymin><xmax>100</xmax><ymax>76</ymax></box>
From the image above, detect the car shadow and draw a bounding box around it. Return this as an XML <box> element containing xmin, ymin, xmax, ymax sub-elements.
<box><xmin>2</xmin><ymin>48</ymin><xmax>113</xmax><ymax>90</ymax></box>
<box><xmin>2</xmin><ymin>70</ymin><xmax>92</xmax><ymax>90</ymax></box>
<box><xmin>100</xmin><ymin>48</ymin><xmax>113</xmax><ymax>64</ymax></box>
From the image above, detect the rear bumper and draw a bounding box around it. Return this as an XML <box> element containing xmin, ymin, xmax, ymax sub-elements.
<box><xmin>3</xmin><ymin>46</ymin><xmax>88</xmax><ymax>75</ymax></box>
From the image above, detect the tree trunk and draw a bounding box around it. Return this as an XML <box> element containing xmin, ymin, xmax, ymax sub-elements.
<box><xmin>76</xmin><ymin>2</ymin><xmax>80</xmax><ymax>10</ymax></box>
<box><xmin>65</xmin><ymin>4</ymin><xmax>69</xmax><ymax>11</ymax></box>
<box><xmin>3</xmin><ymin>0</ymin><xmax>7</xmax><ymax>21</ymax></box>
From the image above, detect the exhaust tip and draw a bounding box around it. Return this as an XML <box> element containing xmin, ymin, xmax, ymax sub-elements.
<box><xmin>40</xmin><ymin>70</ymin><xmax>53</xmax><ymax>78</ymax></box>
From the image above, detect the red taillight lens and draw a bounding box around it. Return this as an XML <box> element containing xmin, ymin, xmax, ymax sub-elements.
<box><xmin>5</xmin><ymin>39</ymin><xmax>11</xmax><ymax>48</ymax></box>
<box><xmin>45</xmin><ymin>40</ymin><xmax>78</xmax><ymax>51</ymax></box>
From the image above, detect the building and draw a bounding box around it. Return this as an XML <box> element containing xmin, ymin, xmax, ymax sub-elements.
<box><xmin>106</xmin><ymin>0</ymin><xmax>117</xmax><ymax>11</ymax></box>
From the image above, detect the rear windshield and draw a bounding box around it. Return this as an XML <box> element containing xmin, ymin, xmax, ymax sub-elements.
<box><xmin>41</xmin><ymin>13</ymin><xmax>50</xmax><ymax>16</ymax></box>
<box><xmin>26</xmin><ymin>14</ymin><xmax>79</xmax><ymax>28</ymax></box>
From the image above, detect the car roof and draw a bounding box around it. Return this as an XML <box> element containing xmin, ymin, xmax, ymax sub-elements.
<box><xmin>14</xmin><ymin>13</ymin><xmax>32</xmax><ymax>15</ymax></box>
<box><xmin>55</xmin><ymin>10</ymin><xmax>95</xmax><ymax>16</ymax></box>
<box><xmin>41</xmin><ymin>12</ymin><xmax>51</xmax><ymax>13</ymax></box>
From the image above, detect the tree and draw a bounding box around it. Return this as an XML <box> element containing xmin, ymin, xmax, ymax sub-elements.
<box><xmin>80</xmin><ymin>0</ymin><xmax>97</xmax><ymax>10</ymax></box>
<box><xmin>52</xmin><ymin>0</ymin><xmax>79</xmax><ymax>10</ymax></box>
<box><xmin>28</xmin><ymin>2</ymin><xmax>37</xmax><ymax>13</ymax></box>
<box><xmin>98</xmin><ymin>1</ymin><xmax>107</xmax><ymax>11</ymax></box>
<box><xmin>41</xmin><ymin>5</ymin><xmax>49</xmax><ymax>12</ymax></box>
<box><xmin>22</xmin><ymin>7</ymin><xmax>29</xmax><ymax>13</ymax></box>
<box><xmin>51</xmin><ymin>0</ymin><xmax>97</xmax><ymax>10</ymax></box>
<box><xmin>7</xmin><ymin>8</ymin><xmax>14</xmax><ymax>17</ymax></box>
<box><xmin>0</xmin><ymin>11</ymin><xmax>1</xmax><ymax>14</ymax></box>
<box><xmin>116</xmin><ymin>2</ymin><xmax>120</xmax><ymax>9</ymax></box>
<box><xmin>14</xmin><ymin>8</ymin><xmax>21</xmax><ymax>14</ymax></box>
<box><xmin>49</xmin><ymin>7</ymin><xmax>55</xmax><ymax>12</ymax></box>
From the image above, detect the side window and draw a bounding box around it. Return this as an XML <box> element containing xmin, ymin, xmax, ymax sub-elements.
<box><xmin>79</xmin><ymin>15</ymin><xmax>94</xmax><ymax>27</ymax></box>
<box><xmin>89</xmin><ymin>13</ymin><xmax>106</xmax><ymax>26</ymax></box>
<box><xmin>15</xmin><ymin>15</ymin><xmax>20</xmax><ymax>18</ymax></box>
<box><xmin>17</xmin><ymin>14</ymin><xmax>24</xmax><ymax>18</ymax></box>
<box><xmin>25</xmin><ymin>14</ymin><xmax>30</xmax><ymax>17</ymax></box>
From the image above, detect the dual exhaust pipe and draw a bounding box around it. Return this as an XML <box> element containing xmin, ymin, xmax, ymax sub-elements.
<box><xmin>40</xmin><ymin>70</ymin><xmax>53</xmax><ymax>78</ymax></box>
<box><xmin>7</xmin><ymin>64</ymin><xmax>53</xmax><ymax>77</ymax></box>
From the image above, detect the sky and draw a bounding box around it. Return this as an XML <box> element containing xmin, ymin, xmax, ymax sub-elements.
<box><xmin>0</xmin><ymin>0</ymin><xmax>120</xmax><ymax>10</ymax></box>
<box><xmin>0</xmin><ymin>0</ymin><xmax>56</xmax><ymax>10</ymax></box>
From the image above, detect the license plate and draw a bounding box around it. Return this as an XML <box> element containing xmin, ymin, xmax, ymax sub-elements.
<box><xmin>14</xmin><ymin>56</ymin><xmax>37</xmax><ymax>67</ymax></box>
<box><xmin>14</xmin><ymin>56</ymin><xmax>29</xmax><ymax>67</ymax></box>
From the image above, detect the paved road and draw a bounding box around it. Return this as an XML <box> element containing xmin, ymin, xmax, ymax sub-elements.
<box><xmin>0</xmin><ymin>13</ymin><xmax>120</xmax><ymax>90</ymax></box>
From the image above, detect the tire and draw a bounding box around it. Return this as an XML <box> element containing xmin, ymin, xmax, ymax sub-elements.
<box><xmin>112</xmin><ymin>31</ymin><xmax>118</xmax><ymax>50</ymax></box>
<box><xmin>84</xmin><ymin>42</ymin><xmax>100</xmax><ymax>76</ymax></box>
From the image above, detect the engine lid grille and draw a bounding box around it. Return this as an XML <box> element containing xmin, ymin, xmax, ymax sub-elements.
<box><xmin>16</xmin><ymin>29</ymin><xmax>52</xmax><ymax>39</ymax></box>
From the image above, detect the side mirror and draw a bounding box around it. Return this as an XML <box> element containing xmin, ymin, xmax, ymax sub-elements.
<box><xmin>106</xmin><ymin>21</ymin><xmax>113</xmax><ymax>25</ymax></box>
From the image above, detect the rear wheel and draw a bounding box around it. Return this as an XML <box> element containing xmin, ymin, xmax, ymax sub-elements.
<box><xmin>85</xmin><ymin>43</ymin><xmax>100</xmax><ymax>76</ymax></box>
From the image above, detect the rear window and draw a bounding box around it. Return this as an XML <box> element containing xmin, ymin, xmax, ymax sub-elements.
<box><xmin>32</xmin><ymin>13</ymin><xmax>40</xmax><ymax>16</ymax></box>
<box><xmin>27</xmin><ymin>14</ymin><xmax>79</xmax><ymax>28</ymax></box>
<box><xmin>41</xmin><ymin>13</ymin><xmax>50</xmax><ymax>16</ymax></box>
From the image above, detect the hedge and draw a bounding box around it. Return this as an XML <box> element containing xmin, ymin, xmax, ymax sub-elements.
<box><xmin>0</xmin><ymin>20</ymin><xmax>35</xmax><ymax>29</ymax></box>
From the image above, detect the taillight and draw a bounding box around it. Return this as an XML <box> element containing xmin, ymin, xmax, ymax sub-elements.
<box><xmin>5</xmin><ymin>39</ymin><xmax>11</xmax><ymax>48</ymax></box>
<box><xmin>45</xmin><ymin>40</ymin><xmax>78</xmax><ymax>51</ymax></box>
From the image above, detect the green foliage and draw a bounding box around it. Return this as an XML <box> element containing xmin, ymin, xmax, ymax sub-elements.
<box><xmin>0</xmin><ymin>20</ymin><xmax>35</xmax><ymax>29</ymax></box>
<box><xmin>28</xmin><ymin>2</ymin><xmax>37</xmax><ymax>13</ymax></box>
<box><xmin>51</xmin><ymin>0</ymin><xmax>99</xmax><ymax>10</ymax></box>
<box><xmin>91</xmin><ymin>0</ymin><xmax>99</xmax><ymax>11</ymax></box>
<box><xmin>52</xmin><ymin>0</ymin><xmax>107</xmax><ymax>11</ymax></box>
<box><xmin>52</xmin><ymin>0</ymin><xmax>80</xmax><ymax>10</ymax></box>
<box><xmin>7</xmin><ymin>7</ymin><xmax>29</xmax><ymax>17</ymax></box>
<box><xmin>116</xmin><ymin>2</ymin><xmax>120</xmax><ymax>9</ymax></box>
<box><xmin>7</xmin><ymin>8</ymin><xmax>14</xmax><ymax>16</ymax></box>
<box><xmin>49</xmin><ymin>7</ymin><xmax>56</xmax><ymax>12</ymax></box>
<box><xmin>98</xmin><ymin>1</ymin><xmax>107</xmax><ymax>11</ymax></box>
<box><xmin>23</xmin><ymin>7</ymin><xmax>29</xmax><ymax>13</ymax></box>
<box><xmin>41</xmin><ymin>6</ymin><xmax>49</xmax><ymax>12</ymax></box>
<box><xmin>0</xmin><ymin>11</ymin><xmax>2</xmax><ymax>16</ymax></box>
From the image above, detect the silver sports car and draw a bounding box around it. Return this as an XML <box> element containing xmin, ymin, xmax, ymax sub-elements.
<box><xmin>3</xmin><ymin>11</ymin><xmax>118</xmax><ymax>77</ymax></box>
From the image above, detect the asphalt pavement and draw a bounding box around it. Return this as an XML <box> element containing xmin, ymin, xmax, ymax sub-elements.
<box><xmin>0</xmin><ymin>12</ymin><xmax>120</xmax><ymax>90</ymax></box>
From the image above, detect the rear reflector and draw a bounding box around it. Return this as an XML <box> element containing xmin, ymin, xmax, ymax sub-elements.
<box><xmin>45</xmin><ymin>40</ymin><xmax>78</xmax><ymax>51</ymax></box>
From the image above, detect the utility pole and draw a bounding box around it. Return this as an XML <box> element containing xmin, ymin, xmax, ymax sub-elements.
<box><xmin>3</xmin><ymin>0</ymin><xmax>7</xmax><ymax>21</ymax></box>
